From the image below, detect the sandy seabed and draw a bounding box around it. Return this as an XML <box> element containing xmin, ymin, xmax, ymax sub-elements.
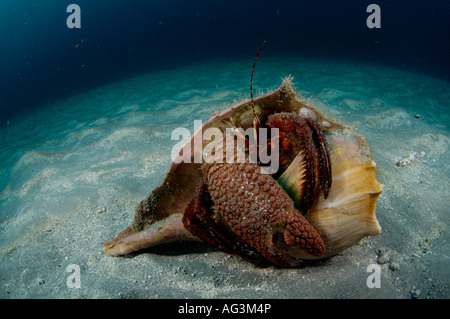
<box><xmin>0</xmin><ymin>58</ymin><xmax>449</xmax><ymax>298</ymax></box>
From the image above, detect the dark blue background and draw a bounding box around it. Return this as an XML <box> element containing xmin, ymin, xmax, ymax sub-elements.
<box><xmin>1</xmin><ymin>0</ymin><xmax>449</xmax><ymax>120</ymax></box>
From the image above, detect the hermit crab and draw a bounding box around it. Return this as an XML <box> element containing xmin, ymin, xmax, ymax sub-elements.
<box><xmin>103</xmin><ymin>43</ymin><xmax>383</xmax><ymax>267</ymax></box>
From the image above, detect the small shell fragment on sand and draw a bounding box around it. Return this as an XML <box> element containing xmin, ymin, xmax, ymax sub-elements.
<box><xmin>395</xmin><ymin>151</ymin><xmax>425</xmax><ymax>167</ymax></box>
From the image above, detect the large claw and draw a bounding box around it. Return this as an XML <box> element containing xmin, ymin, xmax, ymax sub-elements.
<box><xmin>201</xmin><ymin>162</ymin><xmax>325</xmax><ymax>267</ymax></box>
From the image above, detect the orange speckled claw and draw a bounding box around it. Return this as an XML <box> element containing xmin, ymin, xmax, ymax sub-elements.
<box><xmin>284</xmin><ymin>209</ymin><xmax>325</xmax><ymax>258</ymax></box>
<box><xmin>182</xmin><ymin>178</ymin><xmax>264</xmax><ymax>263</ymax></box>
<box><xmin>203</xmin><ymin>162</ymin><xmax>326</xmax><ymax>267</ymax></box>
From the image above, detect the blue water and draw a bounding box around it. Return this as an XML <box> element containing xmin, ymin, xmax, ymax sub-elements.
<box><xmin>0</xmin><ymin>0</ymin><xmax>449</xmax><ymax>299</ymax></box>
<box><xmin>1</xmin><ymin>0</ymin><xmax>449</xmax><ymax>120</ymax></box>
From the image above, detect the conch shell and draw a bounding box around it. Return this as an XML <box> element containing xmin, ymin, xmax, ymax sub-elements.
<box><xmin>279</xmin><ymin>126</ymin><xmax>382</xmax><ymax>259</ymax></box>
<box><xmin>103</xmin><ymin>78</ymin><xmax>382</xmax><ymax>265</ymax></box>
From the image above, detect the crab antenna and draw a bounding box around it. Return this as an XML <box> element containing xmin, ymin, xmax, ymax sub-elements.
<box><xmin>250</xmin><ymin>40</ymin><xmax>266</xmax><ymax>127</ymax></box>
